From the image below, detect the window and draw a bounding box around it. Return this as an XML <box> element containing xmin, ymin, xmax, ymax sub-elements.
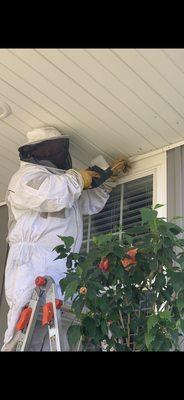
<box><xmin>81</xmin><ymin>174</ymin><xmax>153</xmax><ymax>253</ymax></box>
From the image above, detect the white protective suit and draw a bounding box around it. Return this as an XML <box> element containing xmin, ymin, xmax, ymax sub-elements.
<box><xmin>2</xmin><ymin>161</ymin><xmax>110</xmax><ymax>349</ymax></box>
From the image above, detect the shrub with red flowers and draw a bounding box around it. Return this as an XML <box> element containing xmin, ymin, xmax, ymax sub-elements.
<box><xmin>54</xmin><ymin>205</ymin><xmax>184</xmax><ymax>351</ymax></box>
<box><xmin>98</xmin><ymin>257</ymin><xmax>110</xmax><ymax>272</ymax></box>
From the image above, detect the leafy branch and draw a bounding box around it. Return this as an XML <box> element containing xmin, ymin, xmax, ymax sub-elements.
<box><xmin>54</xmin><ymin>205</ymin><xmax>184</xmax><ymax>352</ymax></box>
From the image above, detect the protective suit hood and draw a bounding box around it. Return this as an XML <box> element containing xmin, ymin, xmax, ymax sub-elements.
<box><xmin>18</xmin><ymin>127</ymin><xmax>72</xmax><ymax>170</ymax></box>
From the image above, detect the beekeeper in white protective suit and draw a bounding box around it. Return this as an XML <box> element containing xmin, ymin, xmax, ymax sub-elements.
<box><xmin>1</xmin><ymin>127</ymin><xmax>130</xmax><ymax>351</ymax></box>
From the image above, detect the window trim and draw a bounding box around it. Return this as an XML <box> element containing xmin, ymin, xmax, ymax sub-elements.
<box><xmin>117</xmin><ymin>151</ymin><xmax>167</xmax><ymax>219</ymax></box>
<box><xmin>82</xmin><ymin>151</ymin><xmax>167</xmax><ymax>253</ymax></box>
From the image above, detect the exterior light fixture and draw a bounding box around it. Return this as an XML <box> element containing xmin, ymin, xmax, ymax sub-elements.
<box><xmin>0</xmin><ymin>102</ymin><xmax>12</xmax><ymax>120</ymax></box>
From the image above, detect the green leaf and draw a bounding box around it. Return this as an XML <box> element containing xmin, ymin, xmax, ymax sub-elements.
<box><xmin>151</xmin><ymin>331</ymin><xmax>172</xmax><ymax>352</ymax></box>
<box><xmin>60</xmin><ymin>278</ymin><xmax>69</xmax><ymax>294</ymax></box>
<box><xmin>145</xmin><ymin>331</ymin><xmax>155</xmax><ymax>349</ymax></box>
<box><xmin>133</xmin><ymin>268</ymin><xmax>145</xmax><ymax>284</ymax></box>
<box><xmin>123</xmin><ymin>234</ymin><xmax>133</xmax><ymax>245</ymax></box>
<box><xmin>169</xmin><ymin>329</ymin><xmax>179</xmax><ymax>349</ymax></box>
<box><xmin>98</xmin><ymin>297</ymin><xmax>110</xmax><ymax>313</ymax></box>
<box><xmin>76</xmin><ymin>266</ymin><xmax>83</xmax><ymax>276</ymax></box>
<box><xmin>70</xmin><ymin>252</ymin><xmax>80</xmax><ymax>261</ymax></box>
<box><xmin>53</xmin><ymin>245</ymin><xmax>67</xmax><ymax>260</ymax></box>
<box><xmin>64</xmin><ymin>280</ymin><xmax>79</xmax><ymax>301</ymax></box>
<box><xmin>92</xmin><ymin>233</ymin><xmax>113</xmax><ymax>247</ymax></box>
<box><xmin>101</xmin><ymin>320</ymin><xmax>108</xmax><ymax>335</ymax></box>
<box><xmin>154</xmin><ymin>204</ymin><xmax>164</xmax><ymax>209</ymax></box>
<box><xmin>169</xmin><ymin>272</ymin><xmax>184</xmax><ymax>293</ymax></box>
<box><xmin>160</xmin><ymin>290</ymin><xmax>172</xmax><ymax>304</ymax></box>
<box><xmin>54</xmin><ymin>254</ymin><xmax>65</xmax><ymax>261</ymax></box>
<box><xmin>115</xmin><ymin>343</ymin><xmax>125</xmax><ymax>351</ymax></box>
<box><xmin>158</xmin><ymin>222</ymin><xmax>168</xmax><ymax>234</ymax></box>
<box><xmin>126</xmin><ymin>225</ymin><xmax>147</xmax><ymax>235</ymax></box>
<box><xmin>163</xmin><ymin>238</ymin><xmax>173</xmax><ymax>248</ymax></box>
<box><xmin>53</xmin><ymin>244</ymin><xmax>66</xmax><ymax>254</ymax></box>
<box><xmin>108</xmin><ymin>310</ymin><xmax>120</xmax><ymax>322</ymax></box>
<box><xmin>140</xmin><ymin>207</ymin><xmax>157</xmax><ymax>224</ymax></box>
<box><xmin>176</xmin><ymin>298</ymin><xmax>184</xmax><ymax>312</ymax></box>
<box><xmin>110</xmin><ymin>323</ymin><xmax>123</xmax><ymax>338</ymax></box>
<box><xmin>177</xmin><ymin>254</ymin><xmax>184</xmax><ymax>264</ymax></box>
<box><xmin>93</xmin><ymin>327</ymin><xmax>104</xmax><ymax>344</ymax></box>
<box><xmin>171</xmin><ymin>216</ymin><xmax>184</xmax><ymax>221</ymax></box>
<box><xmin>155</xmin><ymin>338</ymin><xmax>171</xmax><ymax>352</ymax></box>
<box><xmin>179</xmin><ymin>319</ymin><xmax>184</xmax><ymax>333</ymax></box>
<box><xmin>60</xmin><ymin>273</ymin><xmax>77</xmax><ymax>294</ymax></box>
<box><xmin>67</xmin><ymin>325</ymin><xmax>81</xmax><ymax>347</ymax></box>
<box><xmin>86</xmin><ymin>285</ymin><xmax>97</xmax><ymax>301</ymax></box>
<box><xmin>112</xmin><ymin>245</ymin><xmax>124</xmax><ymax>258</ymax></box>
<box><xmin>72</xmin><ymin>296</ymin><xmax>85</xmax><ymax>318</ymax></box>
<box><xmin>158</xmin><ymin>310</ymin><xmax>172</xmax><ymax>321</ymax></box>
<box><xmin>83</xmin><ymin>316</ymin><xmax>96</xmax><ymax>336</ymax></box>
<box><xmin>57</xmin><ymin>236</ymin><xmax>74</xmax><ymax>249</ymax></box>
<box><xmin>167</xmin><ymin>223</ymin><xmax>183</xmax><ymax>235</ymax></box>
<box><xmin>115</xmin><ymin>265</ymin><xmax>125</xmax><ymax>280</ymax></box>
<box><xmin>80</xmin><ymin>260</ymin><xmax>91</xmax><ymax>274</ymax></box>
<box><xmin>147</xmin><ymin>315</ymin><xmax>158</xmax><ymax>332</ymax></box>
<box><xmin>91</xmin><ymin>281</ymin><xmax>104</xmax><ymax>291</ymax></box>
<box><xmin>154</xmin><ymin>273</ymin><xmax>167</xmax><ymax>290</ymax></box>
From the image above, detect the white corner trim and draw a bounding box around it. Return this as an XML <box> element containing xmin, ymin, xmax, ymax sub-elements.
<box><xmin>0</xmin><ymin>202</ymin><xmax>6</xmax><ymax>206</ymax></box>
<box><xmin>154</xmin><ymin>151</ymin><xmax>167</xmax><ymax>219</ymax></box>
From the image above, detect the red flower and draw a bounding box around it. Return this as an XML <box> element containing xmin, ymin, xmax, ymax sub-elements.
<box><xmin>121</xmin><ymin>248</ymin><xmax>138</xmax><ymax>269</ymax></box>
<box><xmin>127</xmin><ymin>248</ymin><xmax>138</xmax><ymax>258</ymax></box>
<box><xmin>99</xmin><ymin>257</ymin><xmax>110</xmax><ymax>272</ymax></box>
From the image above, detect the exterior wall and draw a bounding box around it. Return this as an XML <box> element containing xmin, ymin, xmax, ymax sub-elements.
<box><xmin>167</xmin><ymin>146</ymin><xmax>184</xmax><ymax>227</ymax></box>
<box><xmin>0</xmin><ymin>205</ymin><xmax>8</xmax><ymax>349</ymax></box>
<box><xmin>167</xmin><ymin>146</ymin><xmax>184</xmax><ymax>351</ymax></box>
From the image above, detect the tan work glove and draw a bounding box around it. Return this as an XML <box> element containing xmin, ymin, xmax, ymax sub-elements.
<box><xmin>79</xmin><ymin>170</ymin><xmax>100</xmax><ymax>189</ymax></box>
<box><xmin>100</xmin><ymin>157</ymin><xmax>131</xmax><ymax>193</ymax></box>
<box><xmin>109</xmin><ymin>156</ymin><xmax>131</xmax><ymax>181</ymax></box>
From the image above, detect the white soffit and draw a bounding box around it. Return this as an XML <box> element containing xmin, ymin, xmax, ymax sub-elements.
<box><xmin>0</xmin><ymin>48</ymin><xmax>184</xmax><ymax>202</ymax></box>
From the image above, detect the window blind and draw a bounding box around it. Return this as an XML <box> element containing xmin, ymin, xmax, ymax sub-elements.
<box><xmin>81</xmin><ymin>175</ymin><xmax>153</xmax><ymax>253</ymax></box>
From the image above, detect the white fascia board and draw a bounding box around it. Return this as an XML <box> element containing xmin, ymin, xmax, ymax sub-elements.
<box><xmin>129</xmin><ymin>139</ymin><xmax>184</xmax><ymax>162</ymax></box>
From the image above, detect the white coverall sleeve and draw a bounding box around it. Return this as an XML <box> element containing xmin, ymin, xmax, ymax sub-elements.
<box><xmin>78</xmin><ymin>183</ymin><xmax>111</xmax><ymax>216</ymax></box>
<box><xmin>9</xmin><ymin>169</ymin><xmax>84</xmax><ymax>212</ymax></box>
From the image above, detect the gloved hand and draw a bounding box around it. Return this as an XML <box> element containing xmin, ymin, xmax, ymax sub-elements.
<box><xmin>79</xmin><ymin>170</ymin><xmax>100</xmax><ymax>189</ymax></box>
<box><xmin>100</xmin><ymin>157</ymin><xmax>131</xmax><ymax>193</ymax></box>
<box><xmin>109</xmin><ymin>157</ymin><xmax>131</xmax><ymax>181</ymax></box>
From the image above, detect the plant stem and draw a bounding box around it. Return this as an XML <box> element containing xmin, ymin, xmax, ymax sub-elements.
<box><xmin>119</xmin><ymin>309</ymin><xmax>125</xmax><ymax>329</ymax></box>
<box><xmin>127</xmin><ymin>314</ymin><xmax>131</xmax><ymax>348</ymax></box>
<box><xmin>119</xmin><ymin>310</ymin><xmax>128</xmax><ymax>346</ymax></box>
<box><xmin>77</xmin><ymin>336</ymin><xmax>83</xmax><ymax>351</ymax></box>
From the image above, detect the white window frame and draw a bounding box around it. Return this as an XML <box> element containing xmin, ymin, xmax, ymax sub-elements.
<box><xmin>82</xmin><ymin>150</ymin><xmax>167</xmax><ymax>252</ymax></box>
<box><xmin>118</xmin><ymin>150</ymin><xmax>167</xmax><ymax>220</ymax></box>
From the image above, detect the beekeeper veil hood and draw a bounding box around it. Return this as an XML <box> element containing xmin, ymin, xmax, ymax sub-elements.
<box><xmin>18</xmin><ymin>127</ymin><xmax>72</xmax><ymax>170</ymax></box>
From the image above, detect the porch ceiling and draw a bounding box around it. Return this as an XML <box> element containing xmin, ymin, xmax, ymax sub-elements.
<box><xmin>0</xmin><ymin>48</ymin><xmax>184</xmax><ymax>202</ymax></box>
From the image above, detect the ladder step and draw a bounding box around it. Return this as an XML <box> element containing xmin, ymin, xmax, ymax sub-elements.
<box><xmin>16</xmin><ymin>307</ymin><xmax>32</xmax><ymax>331</ymax></box>
<box><xmin>42</xmin><ymin>302</ymin><xmax>53</xmax><ymax>326</ymax></box>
